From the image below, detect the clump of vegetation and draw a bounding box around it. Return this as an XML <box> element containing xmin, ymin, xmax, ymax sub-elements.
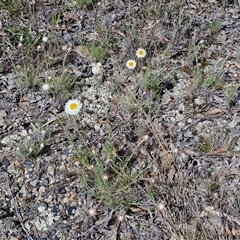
<box><xmin>17</xmin><ymin>131</ymin><xmax>49</xmax><ymax>158</ymax></box>
<box><xmin>73</xmin><ymin>0</ymin><xmax>93</xmax><ymax>8</ymax></box>
<box><xmin>0</xmin><ymin>0</ymin><xmax>22</xmax><ymax>13</ymax></box>
<box><xmin>225</xmin><ymin>84</ymin><xmax>239</xmax><ymax>105</ymax></box>
<box><xmin>88</xmin><ymin>42</ymin><xmax>108</xmax><ymax>63</ymax></box>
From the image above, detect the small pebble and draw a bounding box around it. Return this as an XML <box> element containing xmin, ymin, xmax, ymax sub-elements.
<box><xmin>94</xmin><ymin>124</ymin><xmax>101</xmax><ymax>131</ymax></box>
<box><xmin>52</xmin><ymin>205</ymin><xmax>59</xmax><ymax>215</ymax></box>
<box><xmin>45</xmin><ymin>195</ymin><xmax>53</xmax><ymax>203</ymax></box>
<box><xmin>65</xmin><ymin>205</ymin><xmax>76</xmax><ymax>215</ymax></box>
<box><xmin>9</xmin><ymin>134</ymin><xmax>18</xmax><ymax>140</ymax></box>
<box><xmin>19</xmin><ymin>186</ymin><xmax>28</xmax><ymax>196</ymax></box>
<box><xmin>39</xmin><ymin>186</ymin><xmax>46</xmax><ymax>194</ymax></box>
<box><xmin>1</xmin><ymin>157</ymin><xmax>10</xmax><ymax>170</ymax></box>
<box><xmin>10</xmin><ymin>237</ymin><xmax>19</xmax><ymax>240</ymax></box>
<box><xmin>24</xmin><ymin>221</ymin><xmax>32</xmax><ymax>231</ymax></box>
<box><xmin>47</xmin><ymin>166</ymin><xmax>55</xmax><ymax>175</ymax></box>
<box><xmin>63</xmin><ymin>197</ymin><xmax>69</xmax><ymax>204</ymax></box>
<box><xmin>59</xmin><ymin>164</ymin><xmax>66</xmax><ymax>171</ymax></box>
<box><xmin>20</xmin><ymin>130</ymin><xmax>28</xmax><ymax>136</ymax></box>
<box><xmin>1</xmin><ymin>136</ymin><xmax>10</xmax><ymax>145</ymax></box>
<box><xmin>38</xmin><ymin>206</ymin><xmax>46</xmax><ymax>213</ymax></box>
<box><xmin>23</xmin><ymin>159</ymin><xmax>34</xmax><ymax>168</ymax></box>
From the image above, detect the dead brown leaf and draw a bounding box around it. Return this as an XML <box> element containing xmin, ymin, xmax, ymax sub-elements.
<box><xmin>63</xmin><ymin>12</ymin><xmax>79</xmax><ymax>21</ymax></box>
<box><xmin>204</xmin><ymin>108</ymin><xmax>229</xmax><ymax>116</ymax></box>
<box><xmin>143</xmin><ymin>20</ymin><xmax>159</xmax><ymax>30</ymax></box>
<box><xmin>18</xmin><ymin>97</ymin><xmax>29</xmax><ymax>109</ymax></box>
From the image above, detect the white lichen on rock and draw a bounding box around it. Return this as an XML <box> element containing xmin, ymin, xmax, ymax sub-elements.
<box><xmin>30</xmin><ymin>207</ymin><xmax>56</xmax><ymax>231</ymax></box>
<box><xmin>76</xmin><ymin>76</ymin><xmax>113</xmax><ymax>126</ymax></box>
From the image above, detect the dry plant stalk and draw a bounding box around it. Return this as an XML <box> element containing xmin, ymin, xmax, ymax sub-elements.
<box><xmin>126</xmin><ymin>86</ymin><xmax>174</xmax><ymax>165</ymax></box>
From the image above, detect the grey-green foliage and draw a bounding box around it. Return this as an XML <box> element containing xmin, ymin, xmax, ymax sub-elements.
<box><xmin>0</xmin><ymin>0</ymin><xmax>22</xmax><ymax>13</ymax></box>
<box><xmin>89</xmin><ymin>42</ymin><xmax>107</xmax><ymax>63</ymax></box>
<box><xmin>141</xmin><ymin>68</ymin><xmax>160</xmax><ymax>95</ymax></box>
<box><xmin>74</xmin><ymin>0</ymin><xmax>93</xmax><ymax>8</ymax></box>
<box><xmin>225</xmin><ymin>85</ymin><xmax>239</xmax><ymax>105</ymax></box>
<box><xmin>209</xmin><ymin>19</ymin><xmax>220</xmax><ymax>37</ymax></box>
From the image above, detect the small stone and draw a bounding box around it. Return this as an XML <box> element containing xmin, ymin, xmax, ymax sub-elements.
<box><xmin>20</xmin><ymin>186</ymin><xmax>28</xmax><ymax>196</ymax></box>
<box><xmin>195</xmin><ymin>97</ymin><xmax>205</xmax><ymax>105</ymax></box>
<box><xmin>94</xmin><ymin>124</ymin><xmax>101</xmax><ymax>131</ymax></box>
<box><xmin>32</xmin><ymin>188</ymin><xmax>39</xmax><ymax>197</ymax></box>
<box><xmin>34</xmin><ymin>218</ymin><xmax>46</xmax><ymax>231</ymax></box>
<box><xmin>1</xmin><ymin>136</ymin><xmax>10</xmax><ymax>145</ymax></box>
<box><xmin>45</xmin><ymin>195</ymin><xmax>53</xmax><ymax>203</ymax></box>
<box><xmin>22</xmin><ymin>159</ymin><xmax>34</xmax><ymax>168</ymax></box>
<box><xmin>74</xmin><ymin>71</ymin><xmax>83</xmax><ymax>77</ymax></box>
<box><xmin>59</xmin><ymin>164</ymin><xmax>66</xmax><ymax>171</ymax></box>
<box><xmin>28</xmin><ymin>129</ymin><xmax>33</xmax><ymax>134</ymax></box>
<box><xmin>30</xmin><ymin>179</ymin><xmax>38</xmax><ymax>187</ymax></box>
<box><xmin>10</xmin><ymin>237</ymin><xmax>19</xmax><ymax>240</ymax></box>
<box><xmin>39</xmin><ymin>186</ymin><xmax>46</xmax><ymax>194</ymax></box>
<box><xmin>20</xmin><ymin>130</ymin><xmax>28</xmax><ymax>136</ymax></box>
<box><xmin>46</xmin><ymin>212</ymin><xmax>55</xmax><ymax>225</ymax></box>
<box><xmin>47</xmin><ymin>165</ymin><xmax>55</xmax><ymax>175</ymax></box>
<box><xmin>7</xmin><ymin>163</ymin><xmax>15</xmax><ymax>173</ymax></box>
<box><xmin>74</xmin><ymin>208</ymin><xmax>82</xmax><ymax>216</ymax></box>
<box><xmin>4</xmin><ymin>147</ymin><xmax>11</xmax><ymax>152</ymax></box>
<box><xmin>65</xmin><ymin>205</ymin><xmax>76</xmax><ymax>215</ymax></box>
<box><xmin>38</xmin><ymin>206</ymin><xmax>46</xmax><ymax>213</ymax></box>
<box><xmin>9</xmin><ymin>134</ymin><xmax>18</xmax><ymax>140</ymax></box>
<box><xmin>52</xmin><ymin>205</ymin><xmax>59</xmax><ymax>215</ymax></box>
<box><xmin>54</xmin><ymin>216</ymin><xmax>60</xmax><ymax>221</ymax></box>
<box><xmin>1</xmin><ymin>157</ymin><xmax>10</xmax><ymax>170</ymax></box>
<box><xmin>63</xmin><ymin>197</ymin><xmax>69</xmax><ymax>204</ymax></box>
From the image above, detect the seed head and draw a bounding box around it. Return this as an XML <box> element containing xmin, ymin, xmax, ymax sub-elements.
<box><xmin>117</xmin><ymin>214</ymin><xmax>125</xmax><ymax>221</ymax></box>
<box><xmin>88</xmin><ymin>208</ymin><xmax>97</xmax><ymax>216</ymax></box>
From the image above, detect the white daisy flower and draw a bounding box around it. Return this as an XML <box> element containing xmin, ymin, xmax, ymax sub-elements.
<box><xmin>42</xmin><ymin>36</ymin><xmax>48</xmax><ymax>43</ymax></box>
<box><xmin>92</xmin><ymin>62</ymin><xmax>102</xmax><ymax>75</ymax></box>
<box><xmin>136</xmin><ymin>48</ymin><xmax>146</xmax><ymax>58</ymax></box>
<box><xmin>42</xmin><ymin>83</ymin><xmax>50</xmax><ymax>91</ymax></box>
<box><xmin>65</xmin><ymin>99</ymin><xmax>82</xmax><ymax>115</ymax></box>
<box><xmin>126</xmin><ymin>60</ymin><xmax>136</xmax><ymax>69</ymax></box>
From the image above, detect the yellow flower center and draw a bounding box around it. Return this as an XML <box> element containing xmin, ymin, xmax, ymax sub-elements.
<box><xmin>70</xmin><ymin>103</ymin><xmax>78</xmax><ymax>110</ymax></box>
<box><xmin>139</xmin><ymin>50</ymin><xmax>144</xmax><ymax>55</ymax></box>
<box><xmin>129</xmin><ymin>62</ymin><xmax>134</xmax><ymax>66</ymax></box>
